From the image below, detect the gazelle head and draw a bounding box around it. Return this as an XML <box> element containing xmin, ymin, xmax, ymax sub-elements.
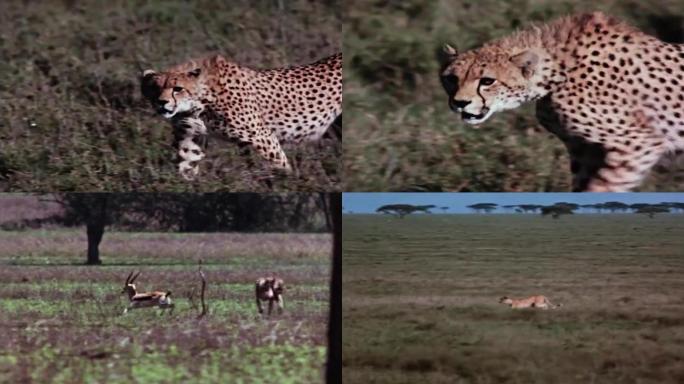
<box><xmin>256</xmin><ymin>276</ymin><xmax>285</xmax><ymax>315</ymax></box>
<box><xmin>261</xmin><ymin>277</ymin><xmax>284</xmax><ymax>298</ymax></box>
<box><xmin>499</xmin><ymin>296</ymin><xmax>513</xmax><ymax>305</ymax></box>
<box><xmin>122</xmin><ymin>271</ymin><xmax>141</xmax><ymax>298</ymax></box>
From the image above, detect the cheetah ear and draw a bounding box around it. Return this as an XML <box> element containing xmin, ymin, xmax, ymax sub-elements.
<box><xmin>439</xmin><ymin>44</ymin><xmax>458</xmax><ymax>66</ymax></box>
<box><xmin>510</xmin><ymin>50</ymin><xmax>538</xmax><ymax>78</ymax></box>
<box><xmin>443</xmin><ymin>44</ymin><xmax>458</xmax><ymax>58</ymax></box>
<box><xmin>142</xmin><ymin>69</ymin><xmax>156</xmax><ymax>79</ymax></box>
<box><xmin>438</xmin><ymin>44</ymin><xmax>459</xmax><ymax>71</ymax></box>
<box><xmin>188</xmin><ymin>68</ymin><xmax>201</xmax><ymax>77</ymax></box>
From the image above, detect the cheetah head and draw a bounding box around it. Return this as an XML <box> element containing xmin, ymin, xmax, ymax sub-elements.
<box><xmin>141</xmin><ymin>66</ymin><xmax>205</xmax><ymax>119</ymax></box>
<box><xmin>440</xmin><ymin>44</ymin><xmax>546</xmax><ymax>125</ymax></box>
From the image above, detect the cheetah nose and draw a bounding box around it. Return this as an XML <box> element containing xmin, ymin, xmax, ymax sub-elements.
<box><xmin>452</xmin><ymin>99</ymin><xmax>471</xmax><ymax>109</ymax></box>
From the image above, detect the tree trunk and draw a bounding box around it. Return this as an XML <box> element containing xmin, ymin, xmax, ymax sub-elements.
<box><xmin>319</xmin><ymin>193</ymin><xmax>332</xmax><ymax>231</ymax></box>
<box><xmin>85</xmin><ymin>195</ymin><xmax>107</xmax><ymax>265</ymax></box>
<box><xmin>326</xmin><ymin>193</ymin><xmax>341</xmax><ymax>384</ymax></box>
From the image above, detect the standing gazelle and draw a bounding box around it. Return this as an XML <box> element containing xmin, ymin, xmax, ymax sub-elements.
<box><xmin>121</xmin><ymin>271</ymin><xmax>174</xmax><ymax>314</ymax></box>
<box><xmin>255</xmin><ymin>276</ymin><xmax>285</xmax><ymax>316</ymax></box>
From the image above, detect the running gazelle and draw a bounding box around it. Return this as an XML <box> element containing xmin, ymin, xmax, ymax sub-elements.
<box><xmin>121</xmin><ymin>271</ymin><xmax>174</xmax><ymax>314</ymax></box>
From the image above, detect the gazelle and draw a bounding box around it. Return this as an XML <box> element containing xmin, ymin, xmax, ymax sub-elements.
<box><xmin>121</xmin><ymin>271</ymin><xmax>174</xmax><ymax>314</ymax></box>
<box><xmin>255</xmin><ymin>276</ymin><xmax>285</xmax><ymax>316</ymax></box>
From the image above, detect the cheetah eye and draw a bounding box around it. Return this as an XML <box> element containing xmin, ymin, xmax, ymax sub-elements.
<box><xmin>479</xmin><ymin>77</ymin><xmax>496</xmax><ymax>86</ymax></box>
<box><xmin>173</xmin><ymin>86</ymin><xmax>184</xmax><ymax>92</ymax></box>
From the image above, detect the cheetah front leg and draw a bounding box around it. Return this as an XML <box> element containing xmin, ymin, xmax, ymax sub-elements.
<box><xmin>232</xmin><ymin>127</ymin><xmax>291</xmax><ymax>173</ymax></box>
<box><xmin>172</xmin><ymin>116</ymin><xmax>208</xmax><ymax>180</ymax></box>
<box><xmin>583</xmin><ymin>145</ymin><xmax>665</xmax><ymax>192</ymax></box>
<box><xmin>536</xmin><ymin>96</ymin><xmax>664</xmax><ymax>191</ymax></box>
<box><xmin>566</xmin><ymin>137</ymin><xmax>665</xmax><ymax>192</ymax></box>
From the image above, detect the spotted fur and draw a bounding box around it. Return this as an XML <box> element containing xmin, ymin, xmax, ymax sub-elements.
<box><xmin>441</xmin><ymin>12</ymin><xmax>684</xmax><ymax>191</ymax></box>
<box><xmin>141</xmin><ymin>53</ymin><xmax>342</xmax><ymax>180</ymax></box>
<box><xmin>499</xmin><ymin>295</ymin><xmax>561</xmax><ymax>309</ymax></box>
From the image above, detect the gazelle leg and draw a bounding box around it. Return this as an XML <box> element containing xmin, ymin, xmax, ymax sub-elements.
<box><xmin>277</xmin><ymin>295</ymin><xmax>284</xmax><ymax>314</ymax></box>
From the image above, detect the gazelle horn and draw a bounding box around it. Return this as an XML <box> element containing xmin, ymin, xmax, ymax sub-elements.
<box><xmin>130</xmin><ymin>271</ymin><xmax>141</xmax><ymax>284</ymax></box>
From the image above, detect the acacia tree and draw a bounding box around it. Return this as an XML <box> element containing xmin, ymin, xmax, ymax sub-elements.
<box><xmin>516</xmin><ymin>204</ymin><xmax>542</xmax><ymax>213</ymax></box>
<box><xmin>635</xmin><ymin>205</ymin><xmax>670</xmax><ymax>218</ymax></box>
<box><xmin>58</xmin><ymin>193</ymin><xmax>125</xmax><ymax>265</ymax></box>
<box><xmin>467</xmin><ymin>203</ymin><xmax>498</xmax><ymax>213</ymax></box>
<box><xmin>541</xmin><ymin>204</ymin><xmax>575</xmax><ymax>219</ymax></box>
<box><xmin>501</xmin><ymin>205</ymin><xmax>517</xmax><ymax>213</ymax></box>
<box><xmin>660</xmin><ymin>202</ymin><xmax>684</xmax><ymax>212</ymax></box>
<box><xmin>602</xmin><ymin>201</ymin><xmax>630</xmax><ymax>212</ymax></box>
<box><xmin>376</xmin><ymin>204</ymin><xmax>435</xmax><ymax>218</ymax></box>
<box><xmin>580</xmin><ymin>204</ymin><xmax>599</xmax><ymax>213</ymax></box>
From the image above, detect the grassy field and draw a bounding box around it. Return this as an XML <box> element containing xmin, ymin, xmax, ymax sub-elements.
<box><xmin>343</xmin><ymin>214</ymin><xmax>684</xmax><ymax>383</ymax></box>
<box><xmin>343</xmin><ymin>0</ymin><xmax>684</xmax><ymax>191</ymax></box>
<box><xmin>0</xmin><ymin>230</ymin><xmax>331</xmax><ymax>383</ymax></box>
<box><xmin>0</xmin><ymin>0</ymin><xmax>341</xmax><ymax>192</ymax></box>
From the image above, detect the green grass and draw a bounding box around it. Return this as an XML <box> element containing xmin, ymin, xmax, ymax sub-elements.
<box><xmin>343</xmin><ymin>0</ymin><xmax>684</xmax><ymax>191</ymax></box>
<box><xmin>0</xmin><ymin>230</ymin><xmax>331</xmax><ymax>383</ymax></box>
<box><xmin>343</xmin><ymin>214</ymin><xmax>684</xmax><ymax>383</ymax></box>
<box><xmin>0</xmin><ymin>0</ymin><xmax>341</xmax><ymax>192</ymax></box>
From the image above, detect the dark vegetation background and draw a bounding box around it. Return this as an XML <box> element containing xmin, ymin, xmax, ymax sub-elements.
<box><xmin>344</xmin><ymin>0</ymin><xmax>684</xmax><ymax>191</ymax></box>
<box><xmin>0</xmin><ymin>0</ymin><xmax>341</xmax><ymax>192</ymax></box>
<box><xmin>0</xmin><ymin>194</ymin><xmax>331</xmax><ymax>233</ymax></box>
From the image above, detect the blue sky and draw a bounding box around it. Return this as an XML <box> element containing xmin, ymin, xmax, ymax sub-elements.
<box><xmin>342</xmin><ymin>193</ymin><xmax>684</xmax><ymax>213</ymax></box>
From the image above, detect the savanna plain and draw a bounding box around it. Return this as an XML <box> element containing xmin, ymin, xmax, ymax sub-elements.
<box><xmin>343</xmin><ymin>214</ymin><xmax>684</xmax><ymax>383</ymax></box>
<box><xmin>0</xmin><ymin>230</ymin><xmax>331</xmax><ymax>383</ymax></box>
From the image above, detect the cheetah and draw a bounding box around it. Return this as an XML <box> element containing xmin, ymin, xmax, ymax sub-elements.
<box><xmin>440</xmin><ymin>12</ymin><xmax>684</xmax><ymax>191</ymax></box>
<box><xmin>499</xmin><ymin>295</ymin><xmax>561</xmax><ymax>310</ymax></box>
<box><xmin>141</xmin><ymin>53</ymin><xmax>342</xmax><ymax>180</ymax></box>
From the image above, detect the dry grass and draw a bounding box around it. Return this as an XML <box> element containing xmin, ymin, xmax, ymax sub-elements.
<box><xmin>343</xmin><ymin>214</ymin><xmax>684</xmax><ymax>383</ymax></box>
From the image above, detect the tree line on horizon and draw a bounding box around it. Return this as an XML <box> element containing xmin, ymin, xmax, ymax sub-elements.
<box><xmin>355</xmin><ymin>202</ymin><xmax>684</xmax><ymax>219</ymax></box>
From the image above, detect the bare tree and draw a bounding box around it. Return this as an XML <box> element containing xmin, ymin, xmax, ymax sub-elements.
<box><xmin>198</xmin><ymin>260</ymin><xmax>208</xmax><ymax>318</ymax></box>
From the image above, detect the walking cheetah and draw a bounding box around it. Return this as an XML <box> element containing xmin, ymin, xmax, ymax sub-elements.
<box><xmin>499</xmin><ymin>295</ymin><xmax>561</xmax><ymax>309</ymax></box>
<box><xmin>141</xmin><ymin>53</ymin><xmax>342</xmax><ymax>180</ymax></box>
<box><xmin>440</xmin><ymin>12</ymin><xmax>684</xmax><ymax>191</ymax></box>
